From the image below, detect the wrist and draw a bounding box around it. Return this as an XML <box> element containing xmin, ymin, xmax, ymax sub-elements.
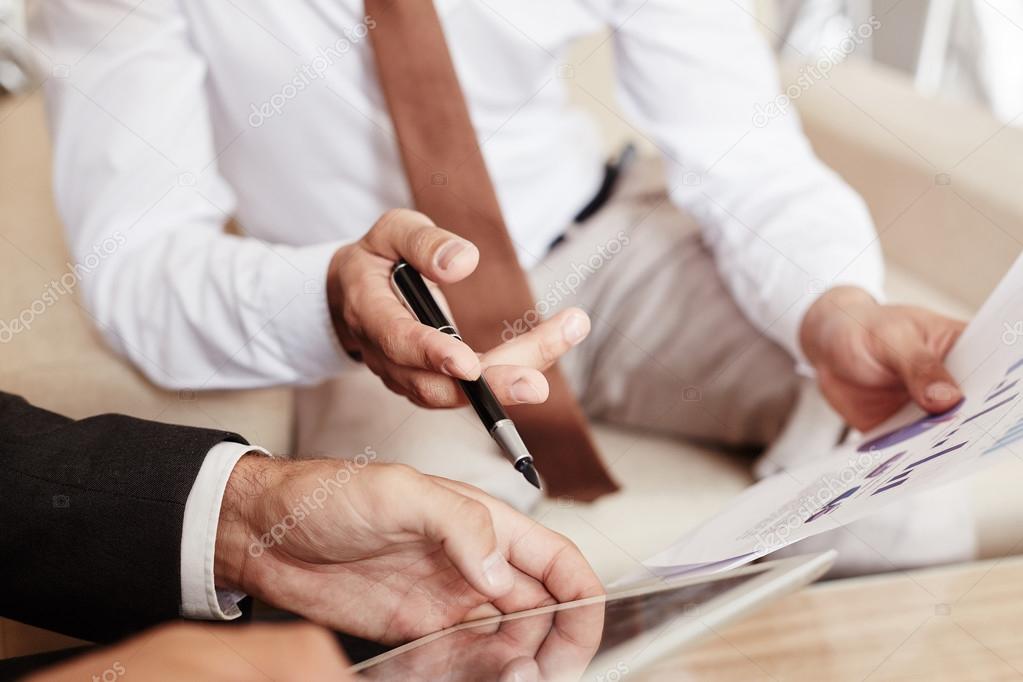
<box><xmin>800</xmin><ymin>286</ymin><xmax>878</xmax><ymax>368</ymax></box>
<box><xmin>326</xmin><ymin>247</ymin><xmax>347</xmax><ymax>334</ymax></box>
<box><xmin>326</xmin><ymin>246</ymin><xmax>363</xmax><ymax>360</ymax></box>
<box><xmin>214</xmin><ymin>455</ymin><xmax>282</xmax><ymax>594</ymax></box>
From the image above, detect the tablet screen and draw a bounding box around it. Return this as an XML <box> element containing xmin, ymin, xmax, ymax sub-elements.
<box><xmin>354</xmin><ymin>568</ymin><xmax>766</xmax><ymax>681</ymax></box>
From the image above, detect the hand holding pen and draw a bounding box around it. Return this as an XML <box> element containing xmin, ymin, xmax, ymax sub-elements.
<box><xmin>325</xmin><ymin>209</ymin><xmax>592</xmax><ymax>408</ymax></box>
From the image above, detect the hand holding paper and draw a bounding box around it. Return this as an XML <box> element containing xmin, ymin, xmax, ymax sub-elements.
<box><xmin>800</xmin><ymin>285</ymin><xmax>966</xmax><ymax>431</ymax></box>
<box><xmin>629</xmin><ymin>254</ymin><xmax>1023</xmax><ymax>582</ymax></box>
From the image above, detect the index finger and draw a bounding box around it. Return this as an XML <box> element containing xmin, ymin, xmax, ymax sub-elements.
<box><xmin>354</xmin><ymin>274</ymin><xmax>481</xmax><ymax>380</ymax></box>
<box><xmin>481</xmin><ymin>308</ymin><xmax>591</xmax><ymax>372</ymax></box>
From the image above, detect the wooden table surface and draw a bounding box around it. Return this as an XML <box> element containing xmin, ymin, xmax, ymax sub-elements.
<box><xmin>633</xmin><ymin>556</ymin><xmax>1023</xmax><ymax>681</ymax></box>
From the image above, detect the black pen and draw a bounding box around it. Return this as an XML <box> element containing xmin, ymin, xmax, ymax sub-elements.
<box><xmin>390</xmin><ymin>259</ymin><xmax>542</xmax><ymax>490</ymax></box>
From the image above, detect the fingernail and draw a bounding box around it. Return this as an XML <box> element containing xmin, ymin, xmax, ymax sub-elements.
<box><xmin>508</xmin><ymin>665</ymin><xmax>540</xmax><ymax>682</ymax></box>
<box><xmin>925</xmin><ymin>381</ymin><xmax>959</xmax><ymax>403</ymax></box>
<box><xmin>562</xmin><ymin>312</ymin><xmax>590</xmax><ymax>346</ymax></box>
<box><xmin>435</xmin><ymin>239</ymin><xmax>473</xmax><ymax>271</ymax></box>
<box><xmin>441</xmin><ymin>356</ymin><xmax>469</xmax><ymax>379</ymax></box>
<box><xmin>481</xmin><ymin>551</ymin><xmax>514</xmax><ymax>592</ymax></box>
<box><xmin>509</xmin><ymin>378</ymin><xmax>542</xmax><ymax>404</ymax></box>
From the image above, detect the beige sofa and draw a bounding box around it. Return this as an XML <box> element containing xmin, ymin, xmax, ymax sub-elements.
<box><xmin>2</xmin><ymin>58</ymin><xmax>1021</xmax><ymax>659</ymax></box>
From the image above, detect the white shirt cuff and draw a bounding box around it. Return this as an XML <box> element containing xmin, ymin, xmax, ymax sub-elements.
<box><xmin>263</xmin><ymin>239</ymin><xmax>354</xmax><ymax>382</ymax></box>
<box><xmin>180</xmin><ymin>441</ymin><xmax>271</xmax><ymax>620</ymax></box>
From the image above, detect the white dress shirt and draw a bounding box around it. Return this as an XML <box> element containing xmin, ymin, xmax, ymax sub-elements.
<box><xmin>30</xmin><ymin>0</ymin><xmax>883</xmax><ymax>389</ymax></box>
<box><xmin>180</xmin><ymin>441</ymin><xmax>269</xmax><ymax>620</ymax></box>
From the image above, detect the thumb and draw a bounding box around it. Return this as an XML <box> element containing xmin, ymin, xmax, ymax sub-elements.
<box><xmin>363</xmin><ymin>208</ymin><xmax>479</xmax><ymax>285</ymax></box>
<box><xmin>886</xmin><ymin>341</ymin><xmax>962</xmax><ymax>414</ymax></box>
<box><xmin>500</xmin><ymin>657</ymin><xmax>541</xmax><ymax>682</ymax></box>
<box><xmin>400</xmin><ymin>471</ymin><xmax>516</xmax><ymax>600</ymax></box>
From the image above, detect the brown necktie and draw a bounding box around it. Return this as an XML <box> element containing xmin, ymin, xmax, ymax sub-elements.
<box><xmin>365</xmin><ymin>0</ymin><xmax>618</xmax><ymax>500</ymax></box>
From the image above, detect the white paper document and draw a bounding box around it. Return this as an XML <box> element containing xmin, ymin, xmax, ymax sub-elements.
<box><xmin>631</xmin><ymin>254</ymin><xmax>1023</xmax><ymax>581</ymax></box>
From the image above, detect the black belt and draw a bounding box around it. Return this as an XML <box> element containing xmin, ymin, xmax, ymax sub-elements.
<box><xmin>549</xmin><ymin>142</ymin><xmax>637</xmax><ymax>252</ymax></box>
<box><xmin>574</xmin><ymin>142</ymin><xmax>637</xmax><ymax>223</ymax></box>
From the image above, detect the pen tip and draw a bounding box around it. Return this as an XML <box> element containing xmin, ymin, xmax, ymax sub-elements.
<box><xmin>516</xmin><ymin>459</ymin><xmax>542</xmax><ymax>490</ymax></box>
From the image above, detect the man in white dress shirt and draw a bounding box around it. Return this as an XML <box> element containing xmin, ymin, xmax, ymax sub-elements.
<box><xmin>30</xmin><ymin>1</ymin><xmax>973</xmax><ymax>567</ymax></box>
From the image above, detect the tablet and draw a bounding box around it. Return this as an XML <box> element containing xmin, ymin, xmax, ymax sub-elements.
<box><xmin>352</xmin><ymin>550</ymin><xmax>835</xmax><ymax>680</ymax></box>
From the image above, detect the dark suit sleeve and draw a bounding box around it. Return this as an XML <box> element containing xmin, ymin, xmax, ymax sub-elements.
<box><xmin>0</xmin><ymin>391</ymin><xmax>249</xmax><ymax>643</ymax></box>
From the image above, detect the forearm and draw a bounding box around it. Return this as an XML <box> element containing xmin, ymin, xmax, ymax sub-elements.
<box><xmin>692</xmin><ymin>161</ymin><xmax>884</xmax><ymax>360</ymax></box>
<box><xmin>82</xmin><ymin>229</ymin><xmax>348</xmax><ymax>389</ymax></box>
<box><xmin>33</xmin><ymin>0</ymin><xmax>349</xmax><ymax>390</ymax></box>
<box><xmin>609</xmin><ymin>0</ymin><xmax>885</xmax><ymax>361</ymax></box>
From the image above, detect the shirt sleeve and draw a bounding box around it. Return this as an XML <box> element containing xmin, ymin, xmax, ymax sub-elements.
<box><xmin>601</xmin><ymin>0</ymin><xmax>886</xmax><ymax>363</ymax></box>
<box><xmin>30</xmin><ymin>0</ymin><xmax>350</xmax><ymax>390</ymax></box>
<box><xmin>180</xmin><ymin>441</ymin><xmax>271</xmax><ymax>620</ymax></box>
